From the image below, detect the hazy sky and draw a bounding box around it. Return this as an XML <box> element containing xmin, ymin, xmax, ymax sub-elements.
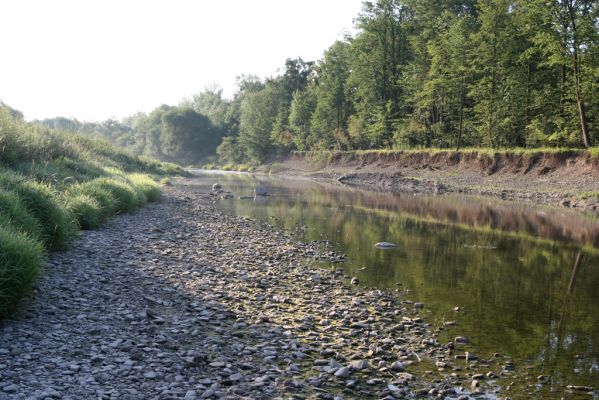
<box><xmin>0</xmin><ymin>0</ymin><xmax>363</xmax><ymax>121</ymax></box>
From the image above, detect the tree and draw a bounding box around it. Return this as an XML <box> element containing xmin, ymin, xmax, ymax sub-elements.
<box><xmin>160</xmin><ymin>107</ymin><xmax>220</xmax><ymax>163</ymax></box>
<box><xmin>348</xmin><ymin>0</ymin><xmax>412</xmax><ymax>147</ymax></box>
<box><xmin>289</xmin><ymin>88</ymin><xmax>316</xmax><ymax>150</ymax></box>
<box><xmin>522</xmin><ymin>0</ymin><xmax>597</xmax><ymax>147</ymax></box>
<box><xmin>238</xmin><ymin>85</ymin><xmax>280</xmax><ymax>162</ymax></box>
<box><xmin>310</xmin><ymin>41</ymin><xmax>354</xmax><ymax>149</ymax></box>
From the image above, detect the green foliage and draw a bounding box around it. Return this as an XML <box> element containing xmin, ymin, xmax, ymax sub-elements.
<box><xmin>160</xmin><ymin>177</ymin><xmax>172</xmax><ymax>186</ymax></box>
<box><xmin>128</xmin><ymin>174</ymin><xmax>161</xmax><ymax>202</ymax></box>
<box><xmin>238</xmin><ymin>85</ymin><xmax>279</xmax><ymax>162</ymax></box>
<box><xmin>0</xmin><ymin>179</ymin><xmax>78</xmax><ymax>251</ymax></box>
<box><xmin>63</xmin><ymin>194</ymin><xmax>103</xmax><ymax>230</ymax></box>
<box><xmin>0</xmin><ymin>226</ymin><xmax>44</xmax><ymax>317</ymax></box>
<box><xmin>216</xmin><ymin>136</ymin><xmax>244</xmax><ymax>164</ymax></box>
<box><xmin>0</xmin><ymin>188</ymin><xmax>43</xmax><ymax>240</ymax></box>
<box><xmin>91</xmin><ymin>178</ymin><xmax>142</xmax><ymax>214</ymax></box>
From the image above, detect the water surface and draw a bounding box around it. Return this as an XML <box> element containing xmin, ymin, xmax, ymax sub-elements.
<box><xmin>186</xmin><ymin>171</ymin><xmax>599</xmax><ymax>398</ymax></box>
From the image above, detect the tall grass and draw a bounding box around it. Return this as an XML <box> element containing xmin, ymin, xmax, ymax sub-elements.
<box><xmin>0</xmin><ymin>110</ymin><xmax>179</xmax><ymax>317</ymax></box>
<box><xmin>0</xmin><ymin>226</ymin><xmax>44</xmax><ymax>316</ymax></box>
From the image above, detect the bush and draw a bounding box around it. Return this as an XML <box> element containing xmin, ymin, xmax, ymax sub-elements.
<box><xmin>0</xmin><ymin>226</ymin><xmax>45</xmax><ymax>317</ymax></box>
<box><xmin>0</xmin><ymin>188</ymin><xmax>43</xmax><ymax>239</ymax></box>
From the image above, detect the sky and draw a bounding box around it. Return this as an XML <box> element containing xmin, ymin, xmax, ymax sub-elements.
<box><xmin>0</xmin><ymin>0</ymin><xmax>364</xmax><ymax>122</ymax></box>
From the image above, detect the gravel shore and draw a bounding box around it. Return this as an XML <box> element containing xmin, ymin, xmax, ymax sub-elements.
<box><xmin>0</xmin><ymin>187</ymin><xmax>502</xmax><ymax>399</ymax></box>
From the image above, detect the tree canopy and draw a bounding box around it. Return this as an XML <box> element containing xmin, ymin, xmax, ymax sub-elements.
<box><xmin>33</xmin><ymin>0</ymin><xmax>599</xmax><ymax>164</ymax></box>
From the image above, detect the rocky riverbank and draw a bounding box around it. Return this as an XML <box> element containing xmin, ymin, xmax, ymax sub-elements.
<box><xmin>1</xmin><ymin>187</ymin><xmax>513</xmax><ymax>399</ymax></box>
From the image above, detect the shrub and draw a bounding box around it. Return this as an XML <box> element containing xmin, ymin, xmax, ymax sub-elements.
<box><xmin>0</xmin><ymin>226</ymin><xmax>45</xmax><ymax>317</ymax></box>
<box><xmin>0</xmin><ymin>188</ymin><xmax>43</xmax><ymax>239</ymax></box>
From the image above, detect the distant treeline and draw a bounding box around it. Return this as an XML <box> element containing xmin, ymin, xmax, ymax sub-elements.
<box><xmin>35</xmin><ymin>0</ymin><xmax>598</xmax><ymax>164</ymax></box>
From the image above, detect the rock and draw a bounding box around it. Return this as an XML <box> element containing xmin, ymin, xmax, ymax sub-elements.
<box><xmin>40</xmin><ymin>388</ymin><xmax>61</xmax><ymax>399</ymax></box>
<box><xmin>2</xmin><ymin>384</ymin><xmax>18</xmax><ymax>393</ymax></box>
<box><xmin>350</xmin><ymin>277</ymin><xmax>359</xmax><ymax>285</ymax></box>
<box><xmin>349</xmin><ymin>360</ymin><xmax>369</xmax><ymax>370</ymax></box>
<box><xmin>143</xmin><ymin>371</ymin><xmax>157</xmax><ymax>379</ymax></box>
<box><xmin>374</xmin><ymin>242</ymin><xmax>400</xmax><ymax>249</ymax></box>
<box><xmin>334</xmin><ymin>367</ymin><xmax>351</xmax><ymax>378</ymax></box>
<box><xmin>183</xmin><ymin>390</ymin><xmax>197</xmax><ymax>399</ymax></box>
<box><xmin>212</xmin><ymin>183</ymin><xmax>222</xmax><ymax>191</ymax></box>
<box><xmin>391</xmin><ymin>361</ymin><xmax>405</xmax><ymax>372</ymax></box>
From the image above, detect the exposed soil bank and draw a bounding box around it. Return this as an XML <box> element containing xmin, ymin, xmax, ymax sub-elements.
<box><xmin>268</xmin><ymin>151</ymin><xmax>599</xmax><ymax>213</ymax></box>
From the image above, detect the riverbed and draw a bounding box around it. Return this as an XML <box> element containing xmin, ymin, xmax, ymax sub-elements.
<box><xmin>186</xmin><ymin>170</ymin><xmax>599</xmax><ymax>399</ymax></box>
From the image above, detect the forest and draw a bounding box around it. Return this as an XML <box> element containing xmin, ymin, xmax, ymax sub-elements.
<box><xmin>35</xmin><ymin>0</ymin><xmax>598</xmax><ymax>164</ymax></box>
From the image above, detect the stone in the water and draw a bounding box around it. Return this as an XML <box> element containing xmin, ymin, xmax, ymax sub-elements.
<box><xmin>254</xmin><ymin>186</ymin><xmax>268</xmax><ymax>196</ymax></box>
<box><xmin>375</xmin><ymin>242</ymin><xmax>400</xmax><ymax>249</ymax></box>
<box><xmin>212</xmin><ymin>183</ymin><xmax>222</xmax><ymax>191</ymax></box>
<box><xmin>454</xmin><ymin>336</ymin><xmax>470</xmax><ymax>344</ymax></box>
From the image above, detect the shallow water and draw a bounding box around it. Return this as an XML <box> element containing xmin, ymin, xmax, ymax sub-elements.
<box><xmin>186</xmin><ymin>171</ymin><xmax>599</xmax><ymax>398</ymax></box>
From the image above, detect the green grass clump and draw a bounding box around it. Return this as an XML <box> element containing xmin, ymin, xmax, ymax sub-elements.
<box><xmin>128</xmin><ymin>174</ymin><xmax>161</xmax><ymax>202</ymax></box>
<box><xmin>90</xmin><ymin>177</ymin><xmax>142</xmax><ymax>214</ymax></box>
<box><xmin>63</xmin><ymin>194</ymin><xmax>103</xmax><ymax>230</ymax></box>
<box><xmin>0</xmin><ymin>226</ymin><xmax>45</xmax><ymax>317</ymax></box>
<box><xmin>160</xmin><ymin>177</ymin><xmax>172</xmax><ymax>186</ymax></box>
<box><xmin>0</xmin><ymin>180</ymin><xmax>77</xmax><ymax>251</ymax></box>
<box><xmin>66</xmin><ymin>182</ymin><xmax>117</xmax><ymax>221</ymax></box>
<box><xmin>0</xmin><ymin>188</ymin><xmax>43</xmax><ymax>239</ymax></box>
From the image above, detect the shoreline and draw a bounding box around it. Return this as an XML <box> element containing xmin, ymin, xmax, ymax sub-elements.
<box><xmin>253</xmin><ymin>151</ymin><xmax>599</xmax><ymax>215</ymax></box>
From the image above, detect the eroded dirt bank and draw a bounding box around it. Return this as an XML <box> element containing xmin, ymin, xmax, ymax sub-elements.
<box><xmin>271</xmin><ymin>151</ymin><xmax>599</xmax><ymax>213</ymax></box>
<box><xmin>0</xmin><ymin>186</ymin><xmax>515</xmax><ymax>400</ymax></box>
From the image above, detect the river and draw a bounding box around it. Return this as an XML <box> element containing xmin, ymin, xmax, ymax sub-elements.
<box><xmin>187</xmin><ymin>170</ymin><xmax>599</xmax><ymax>399</ymax></box>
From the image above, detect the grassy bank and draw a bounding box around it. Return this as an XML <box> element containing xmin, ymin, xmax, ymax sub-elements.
<box><xmin>0</xmin><ymin>110</ymin><xmax>183</xmax><ymax>317</ymax></box>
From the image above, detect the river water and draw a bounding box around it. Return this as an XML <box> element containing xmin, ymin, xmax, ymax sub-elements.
<box><xmin>187</xmin><ymin>171</ymin><xmax>599</xmax><ymax>399</ymax></box>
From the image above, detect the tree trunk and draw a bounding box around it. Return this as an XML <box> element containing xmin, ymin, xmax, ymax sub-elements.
<box><xmin>566</xmin><ymin>0</ymin><xmax>591</xmax><ymax>147</ymax></box>
<box><xmin>457</xmin><ymin>77</ymin><xmax>465</xmax><ymax>151</ymax></box>
<box><xmin>525</xmin><ymin>62</ymin><xmax>531</xmax><ymax>147</ymax></box>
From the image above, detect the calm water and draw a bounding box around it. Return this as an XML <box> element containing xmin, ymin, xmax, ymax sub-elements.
<box><xmin>186</xmin><ymin>171</ymin><xmax>599</xmax><ymax>398</ymax></box>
